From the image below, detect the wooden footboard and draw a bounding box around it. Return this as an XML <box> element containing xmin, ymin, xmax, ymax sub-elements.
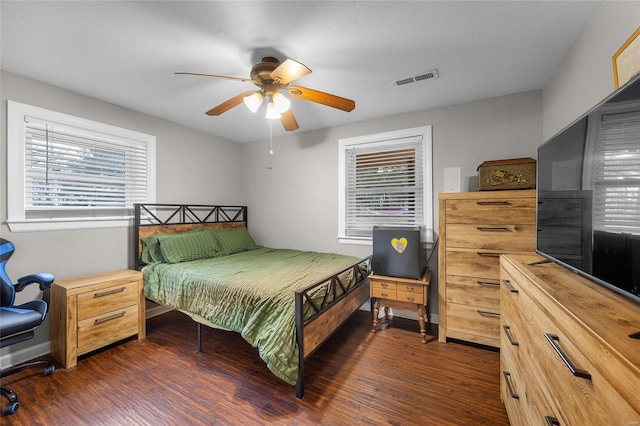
<box><xmin>294</xmin><ymin>255</ymin><xmax>371</xmax><ymax>398</ymax></box>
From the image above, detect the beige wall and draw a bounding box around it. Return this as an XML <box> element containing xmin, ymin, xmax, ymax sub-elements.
<box><xmin>0</xmin><ymin>71</ymin><xmax>244</xmax><ymax>361</ymax></box>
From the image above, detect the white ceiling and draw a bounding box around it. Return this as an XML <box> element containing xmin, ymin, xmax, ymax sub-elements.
<box><xmin>1</xmin><ymin>1</ymin><xmax>602</xmax><ymax>143</ymax></box>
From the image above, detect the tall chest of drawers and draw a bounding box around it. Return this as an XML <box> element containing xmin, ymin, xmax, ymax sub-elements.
<box><xmin>438</xmin><ymin>190</ymin><xmax>536</xmax><ymax>347</ymax></box>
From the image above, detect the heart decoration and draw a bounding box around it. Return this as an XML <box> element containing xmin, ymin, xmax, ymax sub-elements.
<box><xmin>391</xmin><ymin>237</ymin><xmax>408</xmax><ymax>254</ymax></box>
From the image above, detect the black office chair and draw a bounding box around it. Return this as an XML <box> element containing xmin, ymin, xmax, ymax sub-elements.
<box><xmin>0</xmin><ymin>238</ymin><xmax>56</xmax><ymax>416</ymax></box>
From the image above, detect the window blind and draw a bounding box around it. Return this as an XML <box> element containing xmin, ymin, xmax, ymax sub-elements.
<box><xmin>344</xmin><ymin>136</ymin><xmax>424</xmax><ymax>237</ymax></box>
<box><xmin>23</xmin><ymin>116</ymin><xmax>149</xmax><ymax>219</ymax></box>
<box><xmin>594</xmin><ymin>110</ymin><xmax>640</xmax><ymax>233</ymax></box>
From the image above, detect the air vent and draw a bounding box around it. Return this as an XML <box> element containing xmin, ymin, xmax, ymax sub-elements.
<box><xmin>393</xmin><ymin>69</ymin><xmax>438</xmax><ymax>86</ymax></box>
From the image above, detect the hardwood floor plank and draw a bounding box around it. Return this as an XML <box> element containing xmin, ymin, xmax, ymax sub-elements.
<box><xmin>2</xmin><ymin>310</ymin><xmax>508</xmax><ymax>425</ymax></box>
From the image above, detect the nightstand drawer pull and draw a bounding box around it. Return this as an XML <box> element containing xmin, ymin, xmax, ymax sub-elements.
<box><xmin>502</xmin><ymin>371</ymin><xmax>519</xmax><ymax>399</ymax></box>
<box><xmin>503</xmin><ymin>325</ymin><xmax>519</xmax><ymax>346</ymax></box>
<box><xmin>477</xmin><ymin>310</ymin><xmax>500</xmax><ymax>317</ymax></box>
<box><xmin>477</xmin><ymin>280</ymin><xmax>500</xmax><ymax>287</ymax></box>
<box><xmin>405</xmin><ymin>286</ymin><xmax>415</xmax><ymax>291</ymax></box>
<box><xmin>544</xmin><ymin>333</ymin><xmax>592</xmax><ymax>380</ymax></box>
<box><xmin>405</xmin><ymin>296</ymin><xmax>415</xmax><ymax>302</ymax></box>
<box><xmin>476</xmin><ymin>226</ymin><xmax>510</xmax><ymax>232</ymax></box>
<box><xmin>94</xmin><ymin>287</ymin><xmax>125</xmax><ymax>298</ymax></box>
<box><xmin>502</xmin><ymin>279</ymin><xmax>519</xmax><ymax>293</ymax></box>
<box><xmin>381</xmin><ymin>292</ymin><xmax>388</xmax><ymax>298</ymax></box>
<box><xmin>94</xmin><ymin>311</ymin><xmax>126</xmax><ymax>325</ymax></box>
<box><xmin>380</xmin><ymin>283</ymin><xmax>388</xmax><ymax>289</ymax></box>
<box><xmin>545</xmin><ymin>416</ymin><xmax>560</xmax><ymax>426</ymax></box>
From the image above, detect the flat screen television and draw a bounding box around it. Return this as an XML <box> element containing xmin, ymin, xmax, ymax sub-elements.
<box><xmin>537</xmin><ymin>73</ymin><xmax>640</xmax><ymax>305</ymax></box>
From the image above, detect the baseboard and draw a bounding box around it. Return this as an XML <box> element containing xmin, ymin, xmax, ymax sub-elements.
<box><xmin>0</xmin><ymin>341</ymin><xmax>51</xmax><ymax>369</ymax></box>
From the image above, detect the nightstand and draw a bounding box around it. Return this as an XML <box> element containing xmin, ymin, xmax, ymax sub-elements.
<box><xmin>370</xmin><ymin>270</ymin><xmax>432</xmax><ymax>343</ymax></box>
<box><xmin>50</xmin><ymin>269</ymin><xmax>145</xmax><ymax>368</ymax></box>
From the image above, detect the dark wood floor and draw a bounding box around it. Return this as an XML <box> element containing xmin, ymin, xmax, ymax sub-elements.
<box><xmin>2</xmin><ymin>310</ymin><xmax>509</xmax><ymax>425</ymax></box>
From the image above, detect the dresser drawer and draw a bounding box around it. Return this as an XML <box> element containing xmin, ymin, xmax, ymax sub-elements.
<box><xmin>446</xmin><ymin>224</ymin><xmax>536</xmax><ymax>251</ymax></box>
<box><xmin>446</xmin><ymin>302</ymin><xmax>501</xmax><ymax>342</ymax></box>
<box><xmin>77</xmin><ymin>305</ymin><xmax>140</xmax><ymax>355</ymax></box>
<box><xmin>445</xmin><ymin>249</ymin><xmax>503</xmax><ymax>279</ymax></box>
<box><xmin>444</xmin><ymin>198</ymin><xmax>536</xmax><ymax>224</ymax></box>
<box><xmin>445</xmin><ymin>275</ymin><xmax>499</xmax><ymax>308</ymax></box>
<box><xmin>77</xmin><ymin>280</ymin><xmax>139</xmax><ymax>320</ymax></box>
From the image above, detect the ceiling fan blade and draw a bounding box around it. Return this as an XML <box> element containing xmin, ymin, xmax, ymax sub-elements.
<box><xmin>270</xmin><ymin>59</ymin><xmax>312</xmax><ymax>85</ymax></box>
<box><xmin>287</xmin><ymin>86</ymin><xmax>355</xmax><ymax>112</ymax></box>
<box><xmin>280</xmin><ymin>109</ymin><xmax>299</xmax><ymax>131</ymax></box>
<box><xmin>206</xmin><ymin>91</ymin><xmax>256</xmax><ymax>116</ymax></box>
<box><xmin>176</xmin><ymin>72</ymin><xmax>253</xmax><ymax>83</ymax></box>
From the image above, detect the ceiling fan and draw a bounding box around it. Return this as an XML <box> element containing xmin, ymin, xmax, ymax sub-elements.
<box><xmin>176</xmin><ymin>56</ymin><xmax>355</xmax><ymax>131</ymax></box>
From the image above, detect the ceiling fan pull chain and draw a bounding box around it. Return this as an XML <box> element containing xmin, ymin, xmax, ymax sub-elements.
<box><xmin>267</xmin><ymin>120</ymin><xmax>274</xmax><ymax>169</ymax></box>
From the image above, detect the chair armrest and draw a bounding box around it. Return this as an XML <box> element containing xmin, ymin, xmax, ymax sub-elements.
<box><xmin>15</xmin><ymin>273</ymin><xmax>55</xmax><ymax>292</ymax></box>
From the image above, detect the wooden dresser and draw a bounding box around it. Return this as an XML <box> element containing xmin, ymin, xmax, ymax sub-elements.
<box><xmin>438</xmin><ymin>190</ymin><xmax>536</xmax><ymax>347</ymax></box>
<box><xmin>500</xmin><ymin>254</ymin><xmax>640</xmax><ymax>425</ymax></box>
<box><xmin>51</xmin><ymin>269</ymin><xmax>145</xmax><ymax>368</ymax></box>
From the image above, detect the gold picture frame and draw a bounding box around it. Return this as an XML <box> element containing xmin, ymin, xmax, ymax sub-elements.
<box><xmin>613</xmin><ymin>27</ymin><xmax>640</xmax><ymax>89</ymax></box>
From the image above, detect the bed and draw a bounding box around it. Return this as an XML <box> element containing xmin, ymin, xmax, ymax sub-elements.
<box><xmin>133</xmin><ymin>203</ymin><xmax>371</xmax><ymax>398</ymax></box>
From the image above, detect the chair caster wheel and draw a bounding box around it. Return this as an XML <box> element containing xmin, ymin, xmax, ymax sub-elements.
<box><xmin>1</xmin><ymin>401</ymin><xmax>19</xmax><ymax>416</ymax></box>
<box><xmin>44</xmin><ymin>364</ymin><xmax>56</xmax><ymax>376</ymax></box>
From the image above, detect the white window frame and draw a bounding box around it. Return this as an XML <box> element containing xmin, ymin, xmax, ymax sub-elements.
<box><xmin>7</xmin><ymin>100</ymin><xmax>156</xmax><ymax>232</ymax></box>
<box><xmin>338</xmin><ymin>126</ymin><xmax>433</xmax><ymax>245</ymax></box>
<box><xmin>584</xmin><ymin>99</ymin><xmax>640</xmax><ymax>235</ymax></box>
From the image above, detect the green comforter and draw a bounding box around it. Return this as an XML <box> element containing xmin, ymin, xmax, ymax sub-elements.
<box><xmin>143</xmin><ymin>247</ymin><xmax>360</xmax><ymax>385</ymax></box>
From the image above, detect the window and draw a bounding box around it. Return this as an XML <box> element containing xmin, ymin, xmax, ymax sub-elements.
<box><xmin>585</xmin><ymin>100</ymin><xmax>640</xmax><ymax>234</ymax></box>
<box><xmin>7</xmin><ymin>101</ymin><xmax>156</xmax><ymax>232</ymax></box>
<box><xmin>338</xmin><ymin>126</ymin><xmax>433</xmax><ymax>245</ymax></box>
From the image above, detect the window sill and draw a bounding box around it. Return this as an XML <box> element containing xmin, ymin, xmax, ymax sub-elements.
<box><xmin>7</xmin><ymin>217</ymin><xmax>133</xmax><ymax>232</ymax></box>
<box><xmin>338</xmin><ymin>236</ymin><xmax>373</xmax><ymax>246</ymax></box>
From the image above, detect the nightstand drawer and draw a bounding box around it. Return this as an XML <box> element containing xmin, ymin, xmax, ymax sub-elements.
<box><xmin>77</xmin><ymin>280</ymin><xmax>139</xmax><ymax>320</ymax></box>
<box><xmin>372</xmin><ymin>287</ymin><xmax>397</xmax><ymax>300</ymax></box>
<box><xmin>397</xmin><ymin>290</ymin><xmax>423</xmax><ymax>304</ymax></box>
<box><xmin>372</xmin><ymin>280</ymin><xmax>397</xmax><ymax>291</ymax></box>
<box><xmin>77</xmin><ymin>305</ymin><xmax>139</xmax><ymax>355</ymax></box>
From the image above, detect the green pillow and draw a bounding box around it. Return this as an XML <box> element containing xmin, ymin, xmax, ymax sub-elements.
<box><xmin>211</xmin><ymin>227</ymin><xmax>258</xmax><ymax>256</ymax></box>
<box><xmin>141</xmin><ymin>234</ymin><xmax>165</xmax><ymax>264</ymax></box>
<box><xmin>158</xmin><ymin>230</ymin><xmax>221</xmax><ymax>263</ymax></box>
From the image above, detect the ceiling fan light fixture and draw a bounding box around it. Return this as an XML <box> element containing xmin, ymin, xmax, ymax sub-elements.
<box><xmin>243</xmin><ymin>92</ymin><xmax>264</xmax><ymax>113</ymax></box>
<box><xmin>265</xmin><ymin>101</ymin><xmax>281</xmax><ymax>119</ymax></box>
<box><xmin>272</xmin><ymin>92</ymin><xmax>291</xmax><ymax>113</ymax></box>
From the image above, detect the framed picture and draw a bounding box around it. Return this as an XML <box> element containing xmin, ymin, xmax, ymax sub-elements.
<box><xmin>613</xmin><ymin>27</ymin><xmax>640</xmax><ymax>89</ymax></box>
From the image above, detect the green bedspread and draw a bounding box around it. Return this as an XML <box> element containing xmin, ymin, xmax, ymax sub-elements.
<box><xmin>143</xmin><ymin>247</ymin><xmax>361</xmax><ymax>385</ymax></box>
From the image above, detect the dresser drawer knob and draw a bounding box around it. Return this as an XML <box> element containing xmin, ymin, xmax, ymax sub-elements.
<box><xmin>502</xmin><ymin>371</ymin><xmax>519</xmax><ymax>400</ymax></box>
<box><xmin>477</xmin><ymin>280</ymin><xmax>500</xmax><ymax>287</ymax></box>
<box><xmin>544</xmin><ymin>333</ymin><xmax>592</xmax><ymax>380</ymax></box>
<box><xmin>94</xmin><ymin>287</ymin><xmax>125</xmax><ymax>298</ymax></box>
<box><xmin>476</xmin><ymin>226</ymin><xmax>510</xmax><ymax>232</ymax></box>
<box><xmin>503</xmin><ymin>325</ymin><xmax>519</xmax><ymax>346</ymax></box>
<box><xmin>94</xmin><ymin>311</ymin><xmax>126</xmax><ymax>325</ymax></box>
<box><xmin>477</xmin><ymin>252</ymin><xmax>501</xmax><ymax>258</ymax></box>
<box><xmin>545</xmin><ymin>416</ymin><xmax>560</xmax><ymax>426</ymax></box>
<box><xmin>502</xmin><ymin>279</ymin><xmax>519</xmax><ymax>293</ymax></box>
<box><xmin>476</xmin><ymin>201</ymin><xmax>511</xmax><ymax>205</ymax></box>
<box><xmin>477</xmin><ymin>310</ymin><xmax>500</xmax><ymax>317</ymax></box>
